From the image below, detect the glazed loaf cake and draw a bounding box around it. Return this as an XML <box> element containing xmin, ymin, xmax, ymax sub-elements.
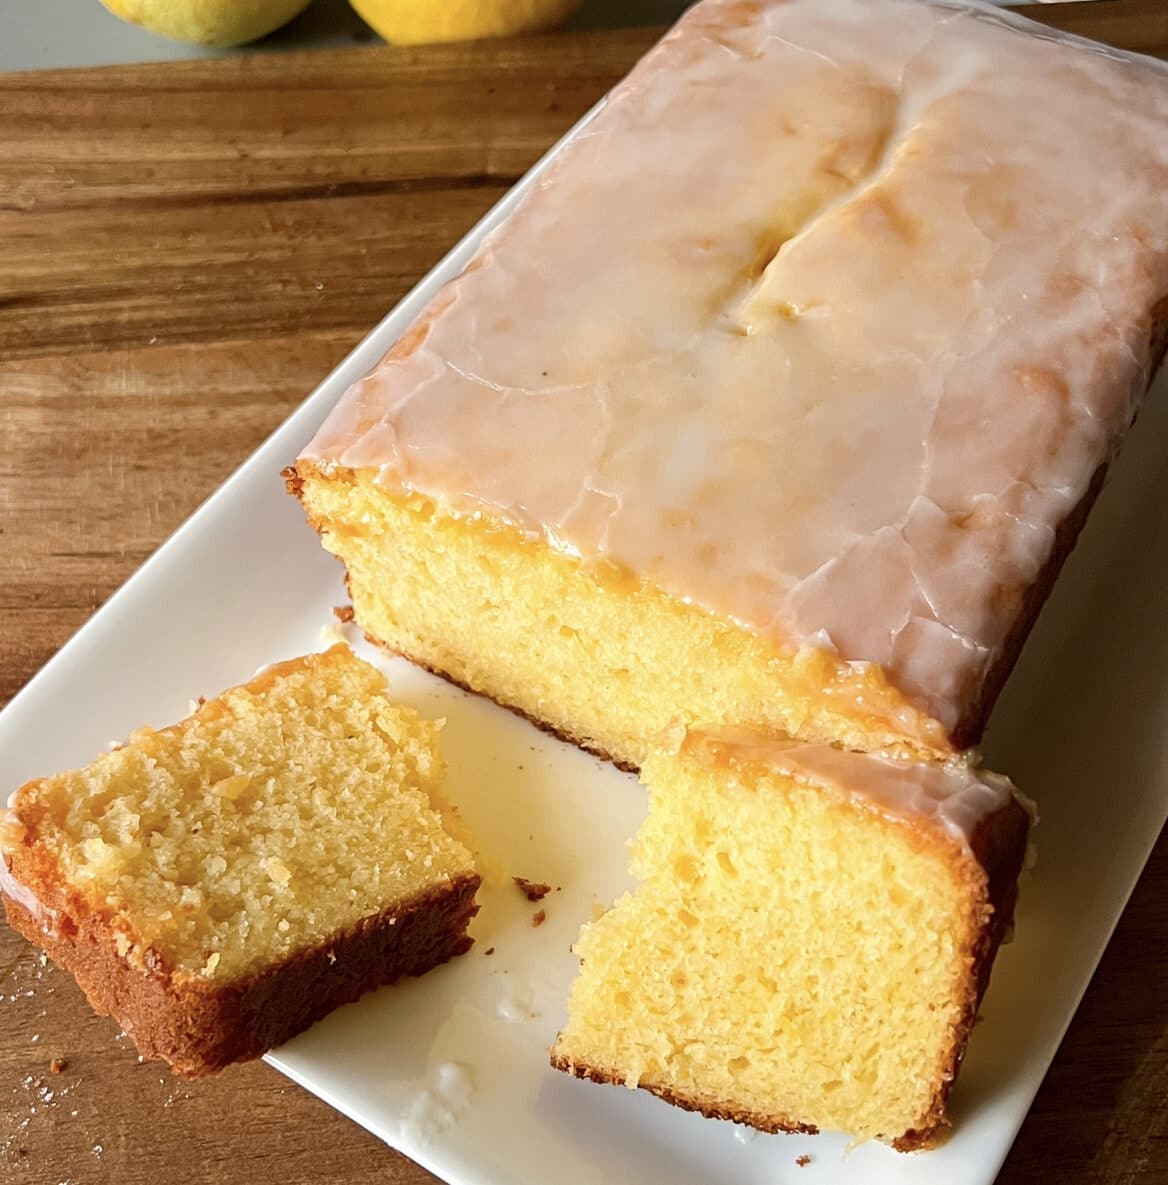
<box><xmin>289</xmin><ymin>0</ymin><xmax>1168</xmax><ymax>768</ymax></box>
<box><xmin>553</xmin><ymin>729</ymin><xmax>1030</xmax><ymax>1149</ymax></box>
<box><xmin>284</xmin><ymin>0</ymin><xmax>1167</xmax><ymax>1149</ymax></box>
<box><xmin>0</xmin><ymin>646</ymin><xmax>480</xmax><ymax>1076</ymax></box>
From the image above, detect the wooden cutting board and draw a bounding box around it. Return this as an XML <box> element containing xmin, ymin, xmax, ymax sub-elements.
<box><xmin>1</xmin><ymin>5</ymin><xmax>1166</xmax><ymax>1184</ymax></box>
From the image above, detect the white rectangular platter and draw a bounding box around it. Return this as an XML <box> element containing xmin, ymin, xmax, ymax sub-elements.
<box><xmin>3</xmin><ymin>71</ymin><xmax>1168</xmax><ymax>1185</ymax></box>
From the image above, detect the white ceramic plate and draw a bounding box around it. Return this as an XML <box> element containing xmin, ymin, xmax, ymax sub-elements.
<box><xmin>4</xmin><ymin>82</ymin><xmax>1168</xmax><ymax>1185</ymax></box>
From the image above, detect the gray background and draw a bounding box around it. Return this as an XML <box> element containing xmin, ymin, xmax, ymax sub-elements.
<box><xmin>1</xmin><ymin>0</ymin><xmax>696</xmax><ymax>73</ymax></box>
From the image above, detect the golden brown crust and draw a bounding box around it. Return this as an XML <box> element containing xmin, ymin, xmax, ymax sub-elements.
<box><xmin>889</xmin><ymin>792</ymin><xmax>1031</xmax><ymax>1150</ymax></box>
<box><xmin>3</xmin><ymin>870</ymin><xmax>480</xmax><ymax>1077</ymax></box>
<box><xmin>281</xmin><ymin>463</ymin><xmax>304</xmax><ymax>500</ymax></box>
<box><xmin>548</xmin><ymin>1052</ymin><xmax>819</xmax><ymax>1136</ymax></box>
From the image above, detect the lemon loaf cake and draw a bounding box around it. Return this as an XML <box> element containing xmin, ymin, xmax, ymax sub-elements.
<box><xmin>552</xmin><ymin>728</ymin><xmax>1031</xmax><ymax>1149</ymax></box>
<box><xmin>289</xmin><ymin>0</ymin><xmax>1168</xmax><ymax>768</ymax></box>
<box><xmin>0</xmin><ymin>645</ymin><xmax>480</xmax><ymax>1077</ymax></box>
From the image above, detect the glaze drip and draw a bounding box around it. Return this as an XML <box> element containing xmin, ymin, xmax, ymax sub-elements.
<box><xmin>677</xmin><ymin>726</ymin><xmax>1028</xmax><ymax>846</ymax></box>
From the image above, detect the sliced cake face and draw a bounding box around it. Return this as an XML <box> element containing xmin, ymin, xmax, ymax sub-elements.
<box><xmin>1</xmin><ymin>646</ymin><xmax>481</xmax><ymax>1075</ymax></box>
<box><xmin>296</xmin><ymin>0</ymin><xmax>1168</xmax><ymax>750</ymax></box>
<box><xmin>292</xmin><ymin>476</ymin><xmax>947</xmax><ymax>769</ymax></box>
<box><xmin>552</xmin><ymin>731</ymin><xmax>1030</xmax><ymax>1147</ymax></box>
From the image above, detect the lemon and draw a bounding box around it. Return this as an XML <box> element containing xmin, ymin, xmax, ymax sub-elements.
<box><xmin>98</xmin><ymin>0</ymin><xmax>315</xmax><ymax>47</ymax></box>
<box><xmin>349</xmin><ymin>0</ymin><xmax>581</xmax><ymax>46</ymax></box>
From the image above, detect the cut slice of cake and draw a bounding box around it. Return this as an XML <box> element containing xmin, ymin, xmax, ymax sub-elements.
<box><xmin>0</xmin><ymin>645</ymin><xmax>480</xmax><ymax>1077</ymax></box>
<box><xmin>289</xmin><ymin>0</ymin><xmax>1168</xmax><ymax>768</ymax></box>
<box><xmin>551</xmin><ymin>728</ymin><xmax>1031</xmax><ymax>1149</ymax></box>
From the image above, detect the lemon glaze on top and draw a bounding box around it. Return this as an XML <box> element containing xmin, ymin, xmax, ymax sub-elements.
<box><xmin>303</xmin><ymin>0</ymin><xmax>1168</xmax><ymax>735</ymax></box>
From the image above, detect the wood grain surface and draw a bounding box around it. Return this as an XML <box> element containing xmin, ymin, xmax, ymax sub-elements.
<box><xmin>2</xmin><ymin>4</ymin><xmax>1167</xmax><ymax>1183</ymax></box>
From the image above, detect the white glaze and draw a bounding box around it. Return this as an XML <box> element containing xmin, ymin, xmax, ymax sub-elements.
<box><xmin>496</xmin><ymin>978</ymin><xmax>538</xmax><ymax>1024</ymax></box>
<box><xmin>401</xmin><ymin>1061</ymin><xmax>474</xmax><ymax>1147</ymax></box>
<box><xmin>0</xmin><ymin>853</ymin><xmax>49</xmax><ymax>924</ymax></box>
<box><xmin>318</xmin><ymin>622</ymin><xmax>349</xmax><ymax>649</ymax></box>
<box><xmin>676</xmin><ymin>726</ymin><xmax>1028</xmax><ymax>845</ymax></box>
<box><xmin>303</xmin><ymin>0</ymin><xmax>1168</xmax><ymax>734</ymax></box>
<box><xmin>0</xmin><ymin>805</ymin><xmax>54</xmax><ymax>928</ymax></box>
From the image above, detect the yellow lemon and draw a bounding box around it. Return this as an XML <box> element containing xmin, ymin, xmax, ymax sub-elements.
<box><xmin>98</xmin><ymin>0</ymin><xmax>315</xmax><ymax>47</ymax></box>
<box><xmin>348</xmin><ymin>0</ymin><xmax>581</xmax><ymax>45</ymax></box>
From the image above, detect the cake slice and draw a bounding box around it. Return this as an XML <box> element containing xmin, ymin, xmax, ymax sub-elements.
<box><xmin>0</xmin><ymin>645</ymin><xmax>480</xmax><ymax>1077</ymax></box>
<box><xmin>552</xmin><ymin>728</ymin><xmax>1031</xmax><ymax>1149</ymax></box>
<box><xmin>289</xmin><ymin>0</ymin><xmax>1168</xmax><ymax>769</ymax></box>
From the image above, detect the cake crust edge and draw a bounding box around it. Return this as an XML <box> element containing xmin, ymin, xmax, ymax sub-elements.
<box><xmin>3</xmin><ymin>867</ymin><xmax>481</xmax><ymax>1077</ymax></box>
